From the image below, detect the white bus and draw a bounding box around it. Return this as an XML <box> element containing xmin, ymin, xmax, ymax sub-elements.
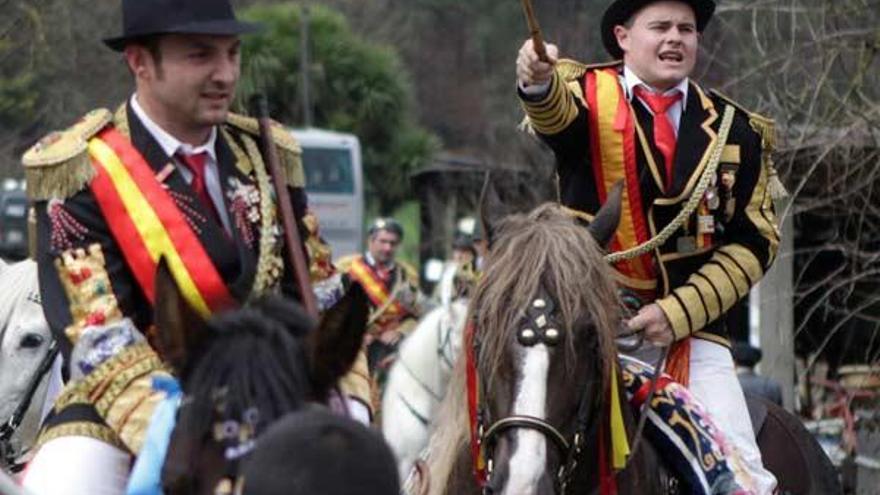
<box><xmin>291</xmin><ymin>128</ymin><xmax>364</xmax><ymax>259</ymax></box>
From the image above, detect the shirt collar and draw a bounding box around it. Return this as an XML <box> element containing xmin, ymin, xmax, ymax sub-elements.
<box><xmin>622</xmin><ymin>66</ymin><xmax>689</xmax><ymax>111</ymax></box>
<box><xmin>130</xmin><ymin>94</ymin><xmax>218</xmax><ymax>161</ymax></box>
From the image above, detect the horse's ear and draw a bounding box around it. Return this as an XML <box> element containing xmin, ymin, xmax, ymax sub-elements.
<box><xmin>153</xmin><ymin>257</ymin><xmax>209</xmax><ymax>375</ymax></box>
<box><xmin>479</xmin><ymin>172</ymin><xmax>506</xmax><ymax>248</ymax></box>
<box><xmin>588</xmin><ymin>181</ymin><xmax>623</xmax><ymax>248</ymax></box>
<box><xmin>306</xmin><ymin>282</ymin><xmax>369</xmax><ymax>398</ymax></box>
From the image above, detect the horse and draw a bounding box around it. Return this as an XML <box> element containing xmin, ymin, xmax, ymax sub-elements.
<box><xmin>423</xmin><ymin>186</ymin><xmax>840</xmax><ymax>494</ymax></box>
<box><xmin>152</xmin><ymin>261</ymin><xmax>372</xmax><ymax>494</ymax></box>
<box><xmin>383</xmin><ymin>262</ymin><xmax>470</xmax><ymax>481</ymax></box>
<box><xmin>425</xmin><ymin>191</ymin><xmax>674</xmax><ymax>495</ymax></box>
<box><xmin>23</xmin><ymin>258</ymin><xmax>372</xmax><ymax>495</ymax></box>
<box><xmin>0</xmin><ymin>259</ymin><xmax>61</xmax><ymax>475</ymax></box>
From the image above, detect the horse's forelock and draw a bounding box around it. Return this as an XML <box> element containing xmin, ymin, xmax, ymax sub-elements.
<box><xmin>471</xmin><ymin>203</ymin><xmax>621</xmax><ymax>395</ymax></box>
<box><xmin>175</xmin><ymin>305</ymin><xmax>314</xmax><ymax>460</ymax></box>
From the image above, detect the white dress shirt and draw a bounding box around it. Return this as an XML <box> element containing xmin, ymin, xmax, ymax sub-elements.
<box><xmin>621</xmin><ymin>66</ymin><xmax>689</xmax><ymax>136</ymax></box>
<box><xmin>129</xmin><ymin>95</ymin><xmax>231</xmax><ymax>233</ymax></box>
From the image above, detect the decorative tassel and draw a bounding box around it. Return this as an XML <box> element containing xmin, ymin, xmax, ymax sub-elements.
<box><xmin>767</xmin><ymin>164</ymin><xmax>789</xmax><ymax>200</ymax></box>
<box><xmin>25</xmin><ymin>151</ymin><xmax>95</xmax><ymax>201</ymax></box>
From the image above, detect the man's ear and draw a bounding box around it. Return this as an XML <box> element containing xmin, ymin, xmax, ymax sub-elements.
<box><xmin>306</xmin><ymin>282</ymin><xmax>369</xmax><ymax>400</ymax></box>
<box><xmin>613</xmin><ymin>24</ymin><xmax>630</xmax><ymax>53</ymax></box>
<box><xmin>153</xmin><ymin>258</ymin><xmax>209</xmax><ymax>375</ymax></box>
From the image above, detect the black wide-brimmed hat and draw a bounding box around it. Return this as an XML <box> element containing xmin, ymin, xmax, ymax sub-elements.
<box><xmin>601</xmin><ymin>0</ymin><xmax>716</xmax><ymax>59</ymax></box>
<box><xmin>103</xmin><ymin>0</ymin><xmax>261</xmax><ymax>51</ymax></box>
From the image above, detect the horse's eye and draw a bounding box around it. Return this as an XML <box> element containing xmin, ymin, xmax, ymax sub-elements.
<box><xmin>20</xmin><ymin>333</ymin><xmax>45</xmax><ymax>349</ymax></box>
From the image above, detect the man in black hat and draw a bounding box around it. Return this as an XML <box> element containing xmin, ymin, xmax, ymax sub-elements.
<box><xmin>732</xmin><ymin>342</ymin><xmax>783</xmax><ymax>406</ymax></box>
<box><xmin>21</xmin><ymin>0</ymin><xmax>370</xmax><ymax>490</ymax></box>
<box><xmin>516</xmin><ymin>0</ymin><xmax>780</xmax><ymax>492</ymax></box>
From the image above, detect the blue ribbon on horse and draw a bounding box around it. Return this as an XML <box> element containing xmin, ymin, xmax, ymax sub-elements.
<box><xmin>126</xmin><ymin>375</ymin><xmax>182</xmax><ymax>495</ymax></box>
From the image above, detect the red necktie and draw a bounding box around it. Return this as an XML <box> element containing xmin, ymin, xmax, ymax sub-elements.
<box><xmin>634</xmin><ymin>86</ymin><xmax>682</xmax><ymax>191</ymax></box>
<box><xmin>177</xmin><ymin>151</ymin><xmax>220</xmax><ymax>224</ymax></box>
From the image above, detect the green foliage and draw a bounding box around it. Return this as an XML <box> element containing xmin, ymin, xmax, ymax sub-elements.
<box><xmin>238</xmin><ymin>3</ymin><xmax>438</xmax><ymax>211</ymax></box>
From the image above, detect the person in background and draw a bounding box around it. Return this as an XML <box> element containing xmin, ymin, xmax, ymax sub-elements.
<box><xmin>338</xmin><ymin>218</ymin><xmax>424</xmax><ymax>409</ymax></box>
<box><xmin>732</xmin><ymin>341</ymin><xmax>783</xmax><ymax>406</ymax></box>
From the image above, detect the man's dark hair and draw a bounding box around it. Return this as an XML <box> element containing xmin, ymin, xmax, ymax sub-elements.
<box><xmin>241</xmin><ymin>409</ymin><xmax>400</xmax><ymax>494</ymax></box>
<box><xmin>125</xmin><ymin>35</ymin><xmax>164</xmax><ymax>77</ymax></box>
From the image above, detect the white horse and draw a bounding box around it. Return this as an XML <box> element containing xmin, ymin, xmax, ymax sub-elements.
<box><xmin>382</xmin><ymin>262</ymin><xmax>469</xmax><ymax>481</ymax></box>
<box><xmin>0</xmin><ymin>259</ymin><xmax>62</xmax><ymax>475</ymax></box>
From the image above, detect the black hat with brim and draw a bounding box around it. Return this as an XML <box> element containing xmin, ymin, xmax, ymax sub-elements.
<box><xmin>103</xmin><ymin>0</ymin><xmax>262</xmax><ymax>52</ymax></box>
<box><xmin>601</xmin><ymin>0</ymin><xmax>716</xmax><ymax>59</ymax></box>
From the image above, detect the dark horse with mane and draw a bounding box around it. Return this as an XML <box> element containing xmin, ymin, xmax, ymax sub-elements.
<box><xmin>424</xmin><ymin>185</ymin><xmax>839</xmax><ymax>495</ymax></box>
<box><xmin>149</xmin><ymin>261</ymin><xmax>371</xmax><ymax>495</ymax></box>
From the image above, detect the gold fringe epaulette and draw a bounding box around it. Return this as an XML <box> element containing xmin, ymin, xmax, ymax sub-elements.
<box><xmin>22</xmin><ymin>109</ymin><xmax>112</xmax><ymax>201</ymax></box>
<box><xmin>334</xmin><ymin>253</ymin><xmax>359</xmax><ymax>274</ymax></box>
<box><xmin>225</xmin><ymin>112</ymin><xmax>305</xmax><ymax>188</ymax></box>
<box><xmin>710</xmin><ymin>90</ymin><xmax>788</xmax><ymax>200</ymax></box>
<box><xmin>556</xmin><ymin>58</ymin><xmax>622</xmax><ymax>82</ymax></box>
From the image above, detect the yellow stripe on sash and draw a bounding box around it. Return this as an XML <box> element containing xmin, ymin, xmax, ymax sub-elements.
<box><xmin>88</xmin><ymin>139</ymin><xmax>211</xmax><ymax>318</ymax></box>
<box><xmin>595</xmin><ymin>70</ymin><xmax>639</xmax><ymax>251</ymax></box>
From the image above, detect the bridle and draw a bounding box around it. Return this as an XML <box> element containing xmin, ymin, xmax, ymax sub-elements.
<box><xmin>470</xmin><ymin>293</ymin><xmax>603</xmax><ymax>494</ymax></box>
<box><xmin>469</xmin><ymin>290</ymin><xmax>668</xmax><ymax>494</ymax></box>
<box><xmin>0</xmin><ymin>339</ymin><xmax>59</xmax><ymax>472</ymax></box>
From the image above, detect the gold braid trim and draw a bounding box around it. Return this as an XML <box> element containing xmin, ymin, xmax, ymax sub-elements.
<box><xmin>240</xmin><ymin>132</ymin><xmax>285</xmax><ymax>297</ymax></box>
<box><xmin>53</xmin><ymin>343</ymin><xmax>164</xmax><ymax>412</ymax></box>
<box><xmin>35</xmin><ymin>421</ymin><xmax>126</xmax><ymax>453</ymax></box>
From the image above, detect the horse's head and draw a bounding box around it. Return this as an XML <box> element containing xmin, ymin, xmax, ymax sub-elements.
<box><xmin>0</xmin><ymin>260</ymin><xmax>55</xmax><ymax>469</ymax></box>
<box><xmin>471</xmin><ymin>182</ymin><xmax>622</xmax><ymax>494</ymax></box>
<box><xmin>152</xmin><ymin>261</ymin><xmax>369</xmax><ymax>494</ymax></box>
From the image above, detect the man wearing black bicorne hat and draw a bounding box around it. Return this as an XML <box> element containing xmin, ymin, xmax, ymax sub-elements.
<box><xmin>21</xmin><ymin>0</ymin><xmax>371</xmax><ymax>491</ymax></box>
<box><xmin>517</xmin><ymin>0</ymin><xmax>781</xmax><ymax>492</ymax></box>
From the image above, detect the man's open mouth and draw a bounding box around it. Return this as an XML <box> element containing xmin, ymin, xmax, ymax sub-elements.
<box><xmin>659</xmin><ymin>52</ymin><xmax>684</xmax><ymax>62</ymax></box>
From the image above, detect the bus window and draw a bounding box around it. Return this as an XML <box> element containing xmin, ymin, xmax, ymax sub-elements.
<box><xmin>302</xmin><ymin>148</ymin><xmax>354</xmax><ymax>194</ymax></box>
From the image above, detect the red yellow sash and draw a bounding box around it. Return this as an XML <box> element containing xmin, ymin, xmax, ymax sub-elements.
<box><xmin>87</xmin><ymin>127</ymin><xmax>236</xmax><ymax>318</ymax></box>
<box><xmin>347</xmin><ymin>256</ymin><xmax>405</xmax><ymax>318</ymax></box>
<box><xmin>585</xmin><ymin>68</ymin><xmax>656</xmax><ymax>293</ymax></box>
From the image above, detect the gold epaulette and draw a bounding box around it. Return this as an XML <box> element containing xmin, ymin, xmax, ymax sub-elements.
<box><xmin>225</xmin><ymin>112</ymin><xmax>305</xmax><ymax>188</ymax></box>
<box><xmin>709</xmin><ymin>89</ymin><xmax>787</xmax><ymax>199</ymax></box>
<box><xmin>555</xmin><ymin>58</ymin><xmax>621</xmax><ymax>82</ymax></box>
<box><xmin>335</xmin><ymin>253</ymin><xmax>360</xmax><ymax>274</ymax></box>
<box><xmin>709</xmin><ymin>89</ymin><xmax>775</xmax><ymax>144</ymax></box>
<box><xmin>22</xmin><ymin>109</ymin><xmax>113</xmax><ymax>201</ymax></box>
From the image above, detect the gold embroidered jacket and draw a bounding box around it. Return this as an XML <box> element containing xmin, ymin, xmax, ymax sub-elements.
<box><xmin>23</xmin><ymin>103</ymin><xmax>366</xmax><ymax>453</ymax></box>
<box><xmin>520</xmin><ymin>61</ymin><xmax>780</xmax><ymax>346</ymax></box>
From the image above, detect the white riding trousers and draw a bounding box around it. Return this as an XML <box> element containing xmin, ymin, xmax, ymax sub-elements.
<box><xmin>687</xmin><ymin>339</ymin><xmax>777</xmax><ymax>495</ymax></box>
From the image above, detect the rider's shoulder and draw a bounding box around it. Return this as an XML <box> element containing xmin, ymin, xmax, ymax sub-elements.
<box><xmin>335</xmin><ymin>254</ymin><xmax>362</xmax><ymax>273</ymax></box>
<box><xmin>556</xmin><ymin>58</ymin><xmax>622</xmax><ymax>83</ymax></box>
<box><xmin>22</xmin><ymin>108</ymin><xmax>114</xmax><ymax>201</ymax></box>
<box><xmin>224</xmin><ymin>112</ymin><xmax>305</xmax><ymax>187</ymax></box>
<box><xmin>707</xmin><ymin>89</ymin><xmax>775</xmax><ymax>143</ymax></box>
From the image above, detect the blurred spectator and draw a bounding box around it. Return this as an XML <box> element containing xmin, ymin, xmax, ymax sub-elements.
<box><xmin>241</xmin><ymin>408</ymin><xmax>399</xmax><ymax>495</ymax></box>
<box><xmin>732</xmin><ymin>342</ymin><xmax>783</xmax><ymax>406</ymax></box>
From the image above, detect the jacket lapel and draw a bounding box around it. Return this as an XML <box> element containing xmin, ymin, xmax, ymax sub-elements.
<box><xmin>669</xmin><ymin>83</ymin><xmax>718</xmax><ymax>199</ymax></box>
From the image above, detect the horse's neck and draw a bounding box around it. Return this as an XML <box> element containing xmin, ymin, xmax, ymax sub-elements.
<box><xmin>398</xmin><ymin>313</ymin><xmax>450</xmax><ymax>392</ymax></box>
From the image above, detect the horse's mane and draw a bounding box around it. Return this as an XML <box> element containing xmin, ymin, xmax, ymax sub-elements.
<box><xmin>426</xmin><ymin>203</ymin><xmax>621</xmax><ymax>493</ymax></box>
<box><xmin>175</xmin><ymin>296</ymin><xmax>315</xmax><ymax>454</ymax></box>
<box><xmin>0</xmin><ymin>260</ymin><xmax>41</xmax><ymax>343</ymax></box>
